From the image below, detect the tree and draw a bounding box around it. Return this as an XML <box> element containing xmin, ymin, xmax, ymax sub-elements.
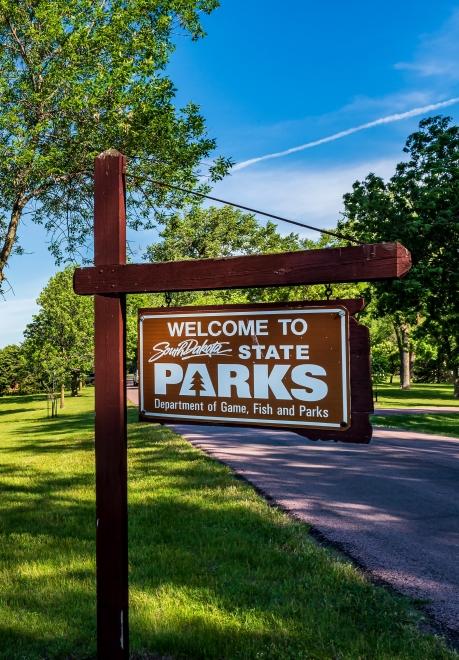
<box><xmin>17</xmin><ymin>268</ymin><xmax>157</xmax><ymax>396</ymax></box>
<box><xmin>145</xmin><ymin>205</ymin><xmax>317</xmax><ymax>306</ymax></box>
<box><xmin>0</xmin><ymin>0</ymin><xmax>229</xmax><ymax>291</ymax></box>
<box><xmin>338</xmin><ymin>116</ymin><xmax>459</xmax><ymax>393</ymax></box>
<box><xmin>191</xmin><ymin>369</ymin><xmax>205</xmax><ymax>396</ymax></box>
<box><xmin>364</xmin><ymin>311</ymin><xmax>399</xmax><ymax>385</ymax></box>
<box><xmin>146</xmin><ymin>205</ymin><xmax>367</xmax><ymax>307</ymax></box>
<box><xmin>126</xmin><ymin>292</ymin><xmax>158</xmax><ymax>370</ymax></box>
<box><xmin>23</xmin><ymin>266</ymin><xmax>94</xmax><ymax>405</ymax></box>
<box><xmin>146</xmin><ymin>205</ymin><xmax>306</xmax><ymax>261</ymax></box>
<box><xmin>0</xmin><ymin>344</ymin><xmax>27</xmax><ymax>394</ymax></box>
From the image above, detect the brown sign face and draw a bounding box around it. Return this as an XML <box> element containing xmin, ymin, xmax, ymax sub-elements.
<box><xmin>139</xmin><ymin>305</ymin><xmax>350</xmax><ymax>431</ymax></box>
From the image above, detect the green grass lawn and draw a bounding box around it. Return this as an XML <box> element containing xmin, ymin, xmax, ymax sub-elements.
<box><xmin>373</xmin><ymin>381</ymin><xmax>456</xmax><ymax>408</ymax></box>
<box><xmin>1</xmin><ymin>391</ymin><xmax>457</xmax><ymax>659</ymax></box>
<box><xmin>372</xmin><ymin>413</ymin><xmax>459</xmax><ymax>438</ymax></box>
<box><xmin>372</xmin><ymin>381</ymin><xmax>458</xmax><ymax>438</ymax></box>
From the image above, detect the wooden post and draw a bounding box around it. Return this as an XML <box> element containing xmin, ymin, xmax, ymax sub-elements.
<box><xmin>94</xmin><ymin>149</ymin><xmax>128</xmax><ymax>658</ymax></box>
<box><xmin>71</xmin><ymin>150</ymin><xmax>412</xmax><ymax>656</ymax></box>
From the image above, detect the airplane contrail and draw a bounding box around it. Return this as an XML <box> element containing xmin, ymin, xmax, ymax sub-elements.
<box><xmin>233</xmin><ymin>97</ymin><xmax>459</xmax><ymax>171</ymax></box>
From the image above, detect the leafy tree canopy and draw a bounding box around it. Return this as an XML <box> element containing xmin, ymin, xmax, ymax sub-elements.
<box><xmin>0</xmin><ymin>343</ymin><xmax>27</xmax><ymax>394</ymax></box>
<box><xmin>145</xmin><ymin>205</ymin><xmax>314</xmax><ymax>305</ymax></box>
<box><xmin>338</xmin><ymin>116</ymin><xmax>459</xmax><ymax>387</ymax></box>
<box><xmin>145</xmin><ymin>205</ymin><xmax>366</xmax><ymax>306</ymax></box>
<box><xmin>0</xmin><ymin>0</ymin><xmax>229</xmax><ymax>291</ymax></box>
<box><xmin>146</xmin><ymin>205</ymin><xmax>306</xmax><ymax>261</ymax></box>
<box><xmin>23</xmin><ymin>266</ymin><xmax>94</xmax><ymax>394</ymax></box>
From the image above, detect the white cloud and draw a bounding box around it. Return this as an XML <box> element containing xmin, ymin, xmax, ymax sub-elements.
<box><xmin>212</xmin><ymin>158</ymin><xmax>398</xmax><ymax>238</ymax></box>
<box><xmin>0</xmin><ymin>297</ymin><xmax>38</xmax><ymax>347</ymax></box>
<box><xmin>227</xmin><ymin>90</ymin><xmax>444</xmax><ymax>162</ymax></box>
<box><xmin>395</xmin><ymin>10</ymin><xmax>459</xmax><ymax>81</ymax></box>
<box><xmin>339</xmin><ymin>90</ymin><xmax>438</xmax><ymax>114</ymax></box>
<box><xmin>233</xmin><ymin>98</ymin><xmax>459</xmax><ymax>171</ymax></box>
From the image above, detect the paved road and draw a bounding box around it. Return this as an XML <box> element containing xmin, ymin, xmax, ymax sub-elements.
<box><xmin>127</xmin><ymin>388</ymin><xmax>459</xmax><ymax>635</ymax></box>
<box><xmin>172</xmin><ymin>424</ymin><xmax>459</xmax><ymax>636</ymax></box>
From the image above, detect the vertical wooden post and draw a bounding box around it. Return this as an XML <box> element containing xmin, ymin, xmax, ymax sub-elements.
<box><xmin>94</xmin><ymin>149</ymin><xmax>128</xmax><ymax>658</ymax></box>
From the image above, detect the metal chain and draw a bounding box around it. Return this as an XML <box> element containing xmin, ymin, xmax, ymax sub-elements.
<box><xmin>164</xmin><ymin>291</ymin><xmax>173</xmax><ymax>307</ymax></box>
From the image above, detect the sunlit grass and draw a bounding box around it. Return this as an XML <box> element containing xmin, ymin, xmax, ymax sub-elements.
<box><xmin>0</xmin><ymin>390</ymin><xmax>457</xmax><ymax>658</ymax></box>
<box><xmin>373</xmin><ymin>381</ymin><xmax>456</xmax><ymax>408</ymax></box>
<box><xmin>372</xmin><ymin>381</ymin><xmax>458</xmax><ymax>437</ymax></box>
<box><xmin>373</xmin><ymin>413</ymin><xmax>459</xmax><ymax>438</ymax></box>
<box><xmin>0</xmin><ymin>392</ymin><xmax>96</xmax><ymax>658</ymax></box>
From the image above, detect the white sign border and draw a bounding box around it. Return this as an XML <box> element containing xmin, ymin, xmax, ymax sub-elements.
<box><xmin>139</xmin><ymin>307</ymin><xmax>349</xmax><ymax>429</ymax></box>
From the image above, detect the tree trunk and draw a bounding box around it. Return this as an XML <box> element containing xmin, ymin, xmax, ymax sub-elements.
<box><xmin>60</xmin><ymin>383</ymin><xmax>65</xmax><ymax>408</ymax></box>
<box><xmin>409</xmin><ymin>350</ymin><xmax>416</xmax><ymax>383</ymax></box>
<box><xmin>71</xmin><ymin>372</ymin><xmax>79</xmax><ymax>396</ymax></box>
<box><xmin>0</xmin><ymin>195</ymin><xmax>26</xmax><ymax>289</ymax></box>
<box><xmin>394</xmin><ymin>321</ymin><xmax>411</xmax><ymax>390</ymax></box>
<box><xmin>443</xmin><ymin>338</ymin><xmax>458</xmax><ymax>396</ymax></box>
<box><xmin>400</xmin><ymin>326</ymin><xmax>411</xmax><ymax>389</ymax></box>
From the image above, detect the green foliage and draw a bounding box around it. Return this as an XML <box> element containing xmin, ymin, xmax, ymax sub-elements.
<box><xmin>126</xmin><ymin>292</ymin><xmax>158</xmax><ymax>369</ymax></box>
<box><xmin>144</xmin><ymin>204</ymin><xmax>362</xmax><ymax>305</ymax></box>
<box><xmin>0</xmin><ymin>344</ymin><xmax>28</xmax><ymax>394</ymax></box>
<box><xmin>0</xmin><ymin>0</ymin><xmax>228</xmax><ymax>289</ymax></box>
<box><xmin>23</xmin><ymin>266</ymin><xmax>94</xmax><ymax>391</ymax></box>
<box><xmin>146</xmin><ymin>205</ymin><xmax>304</xmax><ymax>262</ymax></box>
<box><xmin>411</xmin><ymin>328</ymin><xmax>447</xmax><ymax>382</ymax></box>
<box><xmin>364</xmin><ymin>314</ymin><xmax>399</xmax><ymax>383</ymax></box>
<box><xmin>3</xmin><ymin>267</ymin><xmax>155</xmax><ymax>386</ymax></box>
<box><xmin>145</xmin><ymin>205</ymin><xmax>304</xmax><ymax>305</ymax></box>
<box><xmin>339</xmin><ymin>116</ymin><xmax>459</xmax><ymax>382</ymax></box>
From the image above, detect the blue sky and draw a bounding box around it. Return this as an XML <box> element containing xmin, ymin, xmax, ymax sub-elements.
<box><xmin>2</xmin><ymin>1</ymin><xmax>459</xmax><ymax>346</ymax></box>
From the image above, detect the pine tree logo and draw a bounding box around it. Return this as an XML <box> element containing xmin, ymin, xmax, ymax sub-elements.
<box><xmin>191</xmin><ymin>370</ymin><xmax>205</xmax><ymax>396</ymax></box>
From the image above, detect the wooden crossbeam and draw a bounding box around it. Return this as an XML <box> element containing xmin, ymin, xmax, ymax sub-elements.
<box><xmin>74</xmin><ymin>242</ymin><xmax>411</xmax><ymax>295</ymax></box>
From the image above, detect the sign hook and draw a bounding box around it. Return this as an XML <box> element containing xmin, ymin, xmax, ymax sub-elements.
<box><xmin>324</xmin><ymin>284</ymin><xmax>333</xmax><ymax>301</ymax></box>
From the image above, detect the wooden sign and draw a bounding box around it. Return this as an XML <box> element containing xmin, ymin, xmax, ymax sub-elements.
<box><xmin>139</xmin><ymin>304</ymin><xmax>351</xmax><ymax>432</ymax></box>
<box><xmin>72</xmin><ymin>150</ymin><xmax>410</xmax><ymax>659</ymax></box>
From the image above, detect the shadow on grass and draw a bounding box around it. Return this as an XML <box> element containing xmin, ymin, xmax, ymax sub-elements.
<box><xmin>377</xmin><ymin>382</ymin><xmax>455</xmax><ymax>406</ymax></box>
<box><xmin>0</xmin><ymin>399</ymin><xmax>454</xmax><ymax>659</ymax></box>
<box><xmin>4</xmin><ymin>411</ymin><xmax>95</xmax><ymax>454</ymax></box>
<box><xmin>0</xmin><ymin>407</ymin><xmax>32</xmax><ymax>417</ymax></box>
<box><xmin>0</xmin><ymin>469</ymin><xmax>97</xmax><ymax>657</ymax></box>
<box><xmin>0</xmin><ymin>393</ymin><xmax>48</xmax><ymax>405</ymax></box>
<box><xmin>0</xmin><ymin>455</ymin><xmax>428</xmax><ymax>660</ymax></box>
<box><xmin>125</xmin><ymin>424</ymin><xmax>455</xmax><ymax>659</ymax></box>
<box><xmin>373</xmin><ymin>414</ymin><xmax>459</xmax><ymax>438</ymax></box>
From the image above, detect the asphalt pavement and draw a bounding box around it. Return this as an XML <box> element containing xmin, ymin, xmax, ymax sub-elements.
<box><xmin>127</xmin><ymin>388</ymin><xmax>459</xmax><ymax>636</ymax></box>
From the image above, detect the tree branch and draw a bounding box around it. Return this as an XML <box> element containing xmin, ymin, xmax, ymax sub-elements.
<box><xmin>0</xmin><ymin>195</ymin><xmax>26</xmax><ymax>286</ymax></box>
<box><xmin>5</xmin><ymin>18</ymin><xmax>39</xmax><ymax>90</ymax></box>
<box><xmin>25</xmin><ymin>170</ymin><xmax>89</xmax><ymax>201</ymax></box>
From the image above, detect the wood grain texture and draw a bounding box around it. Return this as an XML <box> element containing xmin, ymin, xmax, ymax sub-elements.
<box><xmin>304</xmin><ymin>318</ymin><xmax>373</xmax><ymax>443</ymax></box>
<box><xmin>74</xmin><ymin>242</ymin><xmax>411</xmax><ymax>295</ymax></box>
<box><xmin>93</xmin><ymin>150</ymin><xmax>129</xmax><ymax>659</ymax></box>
